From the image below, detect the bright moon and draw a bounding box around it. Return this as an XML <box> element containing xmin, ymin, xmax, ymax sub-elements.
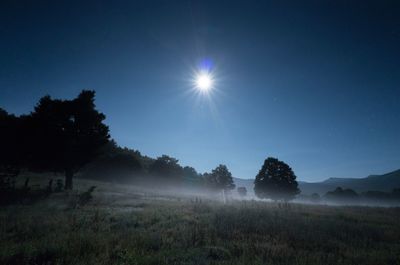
<box><xmin>196</xmin><ymin>73</ymin><xmax>213</xmax><ymax>91</ymax></box>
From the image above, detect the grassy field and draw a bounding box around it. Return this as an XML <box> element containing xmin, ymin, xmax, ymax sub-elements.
<box><xmin>1</xmin><ymin>178</ymin><xmax>400</xmax><ymax>265</ymax></box>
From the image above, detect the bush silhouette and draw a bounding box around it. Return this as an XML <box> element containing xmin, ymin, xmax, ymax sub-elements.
<box><xmin>324</xmin><ymin>187</ymin><xmax>359</xmax><ymax>202</ymax></box>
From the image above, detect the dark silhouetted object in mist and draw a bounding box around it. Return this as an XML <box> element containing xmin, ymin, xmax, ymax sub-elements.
<box><xmin>254</xmin><ymin>157</ymin><xmax>300</xmax><ymax>201</ymax></box>
<box><xmin>310</xmin><ymin>193</ymin><xmax>321</xmax><ymax>203</ymax></box>
<box><xmin>28</xmin><ymin>90</ymin><xmax>110</xmax><ymax>189</ymax></box>
<box><xmin>149</xmin><ymin>155</ymin><xmax>184</xmax><ymax>183</ymax></box>
<box><xmin>182</xmin><ymin>166</ymin><xmax>203</xmax><ymax>188</ymax></box>
<box><xmin>0</xmin><ymin>108</ymin><xmax>27</xmax><ymax>179</ymax></box>
<box><xmin>324</xmin><ymin>187</ymin><xmax>359</xmax><ymax>203</ymax></box>
<box><xmin>82</xmin><ymin>141</ymin><xmax>143</xmax><ymax>183</ymax></box>
<box><xmin>205</xmin><ymin>164</ymin><xmax>235</xmax><ymax>192</ymax></box>
<box><xmin>237</xmin><ymin>187</ymin><xmax>247</xmax><ymax>197</ymax></box>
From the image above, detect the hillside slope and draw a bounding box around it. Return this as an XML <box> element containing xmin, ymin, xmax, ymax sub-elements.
<box><xmin>304</xmin><ymin>169</ymin><xmax>400</xmax><ymax>195</ymax></box>
<box><xmin>234</xmin><ymin>169</ymin><xmax>400</xmax><ymax>196</ymax></box>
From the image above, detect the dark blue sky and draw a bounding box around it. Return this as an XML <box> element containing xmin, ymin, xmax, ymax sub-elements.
<box><xmin>1</xmin><ymin>0</ymin><xmax>399</xmax><ymax>181</ymax></box>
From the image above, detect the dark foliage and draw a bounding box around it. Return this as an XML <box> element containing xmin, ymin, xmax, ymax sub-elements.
<box><xmin>183</xmin><ymin>166</ymin><xmax>200</xmax><ymax>179</ymax></box>
<box><xmin>324</xmin><ymin>187</ymin><xmax>359</xmax><ymax>202</ymax></box>
<box><xmin>14</xmin><ymin>90</ymin><xmax>109</xmax><ymax>189</ymax></box>
<box><xmin>254</xmin><ymin>157</ymin><xmax>300</xmax><ymax>201</ymax></box>
<box><xmin>362</xmin><ymin>190</ymin><xmax>390</xmax><ymax>200</ymax></box>
<box><xmin>204</xmin><ymin>164</ymin><xmax>235</xmax><ymax>191</ymax></box>
<box><xmin>149</xmin><ymin>155</ymin><xmax>184</xmax><ymax>183</ymax></box>
<box><xmin>1</xmin><ymin>91</ymin><xmax>109</xmax><ymax>191</ymax></box>
<box><xmin>0</xmin><ymin>109</ymin><xmax>26</xmax><ymax>202</ymax></box>
<box><xmin>324</xmin><ymin>188</ymin><xmax>400</xmax><ymax>204</ymax></box>
<box><xmin>182</xmin><ymin>166</ymin><xmax>204</xmax><ymax>188</ymax></box>
<box><xmin>0</xmin><ymin>108</ymin><xmax>27</xmax><ymax>179</ymax></box>
<box><xmin>299</xmin><ymin>187</ymin><xmax>400</xmax><ymax>205</ymax></box>
<box><xmin>81</xmin><ymin>142</ymin><xmax>207</xmax><ymax>188</ymax></box>
<box><xmin>83</xmin><ymin>144</ymin><xmax>143</xmax><ymax>183</ymax></box>
<box><xmin>361</xmin><ymin>189</ymin><xmax>400</xmax><ymax>202</ymax></box>
<box><xmin>28</xmin><ymin>90</ymin><xmax>110</xmax><ymax>189</ymax></box>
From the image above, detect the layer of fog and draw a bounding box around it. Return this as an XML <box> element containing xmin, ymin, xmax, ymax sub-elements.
<box><xmin>77</xmin><ymin>174</ymin><xmax>400</xmax><ymax>208</ymax></box>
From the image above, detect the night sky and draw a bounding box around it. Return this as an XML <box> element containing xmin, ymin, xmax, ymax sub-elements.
<box><xmin>1</xmin><ymin>1</ymin><xmax>399</xmax><ymax>182</ymax></box>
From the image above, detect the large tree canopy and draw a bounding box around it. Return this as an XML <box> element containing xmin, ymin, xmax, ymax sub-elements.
<box><xmin>254</xmin><ymin>157</ymin><xmax>300</xmax><ymax>201</ymax></box>
<box><xmin>29</xmin><ymin>90</ymin><xmax>110</xmax><ymax>189</ymax></box>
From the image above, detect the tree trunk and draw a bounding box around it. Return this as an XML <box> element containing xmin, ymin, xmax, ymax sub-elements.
<box><xmin>222</xmin><ymin>189</ymin><xmax>226</xmax><ymax>204</ymax></box>
<box><xmin>65</xmin><ymin>169</ymin><xmax>73</xmax><ymax>190</ymax></box>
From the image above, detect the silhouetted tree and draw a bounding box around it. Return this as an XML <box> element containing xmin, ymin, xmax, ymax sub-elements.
<box><xmin>254</xmin><ymin>157</ymin><xmax>300</xmax><ymax>201</ymax></box>
<box><xmin>357</xmin><ymin>189</ymin><xmax>400</xmax><ymax>204</ymax></box>
<box><xmin>29</xmin><ymin>90</ymin><xmax>110</xmax><ymax>189</ymax></box>
<box><xmin>149</xmin><ymin>155</ymin><xmax>183</xmax><ymax>182</ymax></box>
<box><xmin>99</xmin><ymin>140</ymin><xmax>153</xmax><ymax>170</ymax></box>
<box><xmin>324</xmin><ymin>187</ymin><xmax>359</xmax><ymax>202</ymax></box>
<box><xmin>205</xmin><ymin>164</ymin><xmax>235</xmax><ymax>191</ymax></box>
<box><xmin>237</xmin><ymin>187</ymin><xmax>247</xmax><ymax>197</ymax></box>
<box><xmin>183</xmin><ymin>166</ymin><xmax>199</xmax><ymax>179</ymax></box>
<box><xmin>0</xmin><ymin>108</ymin><xmax>17</xmax><ymax>176</ymax></box>
<box><xmin>202</xmin><ymin>172</ymin><xmax>213</xmax><ymax>190</ymax></box>
<box><xmin>182</xmin><ymin>166</ymin><xmax>203</xmax><ymax>187</ymax></box>
<box><xmin>83</xmin><ymin>153</ymin><xmax>143</xmax><ymax>182</ymax></box>
<box><xmin>0</xmin><ymin>109</ymin><xmax>27</xmax><ymax>181</ymax></box>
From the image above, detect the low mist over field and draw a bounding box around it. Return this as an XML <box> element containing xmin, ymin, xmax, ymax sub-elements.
<box><xmin>1</xmin><ymin>0</ymin><xmax>400</xmax><ymax>264</ymax></box>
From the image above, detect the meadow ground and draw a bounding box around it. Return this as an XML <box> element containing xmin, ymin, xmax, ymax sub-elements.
<box><xmin>1</xmin><ymin>178</ymin><xmax>400</xmax><ymax>265</ymax></box>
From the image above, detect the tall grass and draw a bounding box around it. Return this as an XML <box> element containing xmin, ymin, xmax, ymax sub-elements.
<box><xmin>1</xmin><ymin>184</ymin><xmax>399</xmax><ymax>265</ymax></box>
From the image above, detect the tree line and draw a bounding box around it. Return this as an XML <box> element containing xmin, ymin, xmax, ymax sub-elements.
<box><xmin>304</xmin><ymin>187</ymin><xmax>400</xmax><ymax>205</ymax></box>
<box><xmin>82</xmin><ymin>140</ymin><xmax>236</xmax><ymax>193</ymax></box>
<box><xmin>1</xmin><ymin>90</ymin><xmax>300</xmax><ymax>201</ymax></box>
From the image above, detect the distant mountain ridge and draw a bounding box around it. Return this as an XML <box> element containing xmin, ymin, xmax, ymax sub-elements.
<box><xmin>234</xmin><ymin>169</ymin><xmax>400</xmax><ymax>196</ymax></box>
